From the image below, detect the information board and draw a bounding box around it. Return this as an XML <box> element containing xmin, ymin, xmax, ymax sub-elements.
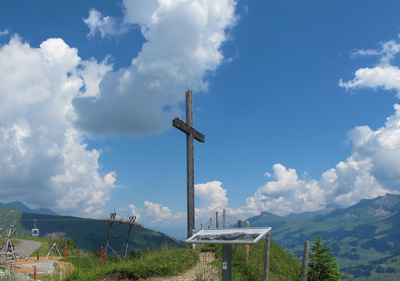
<box><xmin>185</xmin><ymin>227</ymin><xmax>271</xmax><ymax>244</ymax></box>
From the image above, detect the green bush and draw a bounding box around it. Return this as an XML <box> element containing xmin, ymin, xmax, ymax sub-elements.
<box><xmin>66</xmin><ymin>238</ymin><xmax>79</xmax><ymax>249</ymax></box>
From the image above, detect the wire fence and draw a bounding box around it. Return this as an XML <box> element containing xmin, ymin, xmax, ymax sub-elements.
<box><xmin>202</xmin><ymin>213</ymin><xmax>246</xmax><ymax>229</ymax></box>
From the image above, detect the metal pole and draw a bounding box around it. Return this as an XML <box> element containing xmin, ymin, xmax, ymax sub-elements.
<box><xmin>222</xmin><ymin>244</ymin><xmax>232</xmax><ymax>281</ymax></box>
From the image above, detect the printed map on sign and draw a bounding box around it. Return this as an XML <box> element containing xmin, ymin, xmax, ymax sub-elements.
<box><xmin>186</xmin><ymin>228</ymin><xmax>272</xmax><ymax>245</ymax></box>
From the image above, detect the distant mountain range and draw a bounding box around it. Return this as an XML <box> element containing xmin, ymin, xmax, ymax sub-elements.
<box><xmin>286</xmin><ymin>202</ymin><xmax>345</xmax><ymax>218</ymax></box>
<box><xmin>0</xmin><ymin>201</ymin><xmax>59</xmax><ymax>216</ymax></box>
<box><xmin>0</xmin><ymin>202</ymin><xmax>183</xmax><ymax>256</ymax></box>
<box><xmin>246</xmin><ymin>193</ymin><xmax>400</xmax><ymax>280</ymax></box>
<box><xmin>4</xmin><ymin>196</ymin><xmax>400</xmax><ymax>279</ymax></box>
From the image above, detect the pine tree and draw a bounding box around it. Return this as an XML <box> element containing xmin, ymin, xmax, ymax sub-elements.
<box><xmin>308</xmin><ymin>235</ymin><xmax>341</xmax><ymax>280</ymax></box>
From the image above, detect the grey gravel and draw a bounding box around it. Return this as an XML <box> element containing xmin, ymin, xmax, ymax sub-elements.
<box><xmin>14</xmin><ymin>239</ymin><xmax>42</xmax><ymax>258</ymax></box>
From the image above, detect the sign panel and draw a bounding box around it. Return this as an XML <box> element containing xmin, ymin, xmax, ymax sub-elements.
<box><xmin>185</xmin><ymin>227</ymin><xmax>272</xmax><ymax>245</ymax></box>
<box><xmin>222</xmin><ymin>262</ymin><xmax>228</xmax><ymax>270</ymax></box>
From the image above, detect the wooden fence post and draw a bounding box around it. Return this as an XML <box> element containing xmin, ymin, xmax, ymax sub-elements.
<box><xmin>101</xmin><ymin>246</ymin><xmax>103</xmax><ymax>268</ymax></box>
<box><xmin>301</xmin><ymin>240</ymin><xmax>309</xmax><ymax>281</ymax></box>
<box><xmin>223</xmin><ymin>209</ymin><xmax>226</xmax><ymax>228</ymax></box>
<box><xmin>200</xmin><ymin>223</ymin><xmax>204</xmax><ymax>248</ymax></box>
<box><xmin>264</xmin><ymin>233</ymin><xmax>271</xmax><ymax>281</ymax></box>
<box><xmin>246</xmin><ymin>221</ymin><xmax>250</xmax><ymax>261</ymax></box>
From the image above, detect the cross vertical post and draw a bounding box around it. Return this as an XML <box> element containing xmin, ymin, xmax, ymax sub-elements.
<box><xmin>186</xmin><ymin>90</ymin><xmax>195</xmax><ymax>240</ymax></box>
<box><xmin>173</xmin><ymin>90</ymin><xmax>205</xmax><ymax>239</ymax></box>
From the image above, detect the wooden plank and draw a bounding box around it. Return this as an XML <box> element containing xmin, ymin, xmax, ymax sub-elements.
<box><xmin>172</xmin><ymin>118</ymin><xmax>205</xmax><ymax>142</ymax></box>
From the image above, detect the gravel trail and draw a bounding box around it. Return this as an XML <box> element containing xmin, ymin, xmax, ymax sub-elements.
<box><xmin>14</xmin><ymin>239</ymin><xmax>42</xmax><ymax>257</ymax></box>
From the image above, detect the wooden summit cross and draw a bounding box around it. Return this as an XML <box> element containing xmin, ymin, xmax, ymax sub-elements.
<box><xmin>173</xmin><ymin>90</ymin><xmax>205</xmax><ymax>239</ymax></box>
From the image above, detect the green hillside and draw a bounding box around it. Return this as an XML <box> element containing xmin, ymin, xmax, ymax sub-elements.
<box><xmin>66</xmin><ymin>238</ymin><xmax>301</xmax><ymax>280</ymax></box>
<box><xmin>0</xmin><ymin>205</ymin><xmax>184</xmax><ymax>255</ymax></box>
<box><xmin>248</xmin><ymin>194</ymin><xmax>400</xmax><ymax>280</ymax></box>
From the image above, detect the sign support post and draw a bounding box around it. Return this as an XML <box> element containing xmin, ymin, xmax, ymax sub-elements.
<box><xmin>186</xmin><ymin>227</ymin><xmax>272</xmax><ymax>281</ymax></box>
<box><xmin>222</xmin><ymin>244</ymin><xmax>232</xmax><ymax>281</ymax></box>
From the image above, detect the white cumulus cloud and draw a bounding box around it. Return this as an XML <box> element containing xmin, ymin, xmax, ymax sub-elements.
<box><xmin>244</xmin><ymin>164</ymin><xmax>325</xmax><ymax>216</ymax></box>
<box><xmin>0</xmin><ymin>0</ymin><xmax>238</xmax><ymax>221</ymax></box>
<box><xmin>144</xmin><ymin>201</ymin><xmax>185</xmax><ymax>223</ymax></box>
<box><xmin>195</xmin><ymin>181</ymin><xmax>228</xmax><ymax>218</ymax></box>
<box><xmin>0</xmin><ymin>35</ymin><xmax>115</xmax><ymax>216</ymax></box>
<box><xmin>84</xmin><ymin>9</ymin><xmax>129</xmax><ymax>38</ymax></box>
<box><xmin>76</xmin><ymin>0</ymin><xmax>237</xmax><ymax>138</ymax></box>
<box><xmin>339</xmin><ymin>36</ymin><xmax>400</xmax><ymax>97</ymax></box>
<box><xmin>128</xmin><ymin>204</ymin><xmax>142</xmax><ymax>221</ymax></box>
<box><xmin>339</xmin><ymin>66</ymin><xmax>400</xmax><ymax>97</ymax></box>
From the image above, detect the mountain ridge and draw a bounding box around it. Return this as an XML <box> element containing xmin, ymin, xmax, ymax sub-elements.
<box><xmin>0</xmin><ymin>201</ymin><xmax>59</xmax><ymax>216</ymax></box>
<box><xmin>246</xmin><ymin>193</ymin><xmax>400</xmax><ymax>280</ymax></box>
<box><xmin>0</xmin><ymin>204</ymin><xmax>183</xmax><ymax>255</ymax></box>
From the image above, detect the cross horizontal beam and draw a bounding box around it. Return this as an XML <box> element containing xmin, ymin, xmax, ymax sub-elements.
<box><xmin>172</xmin><ymin>118</ymin><xmax>205</xmax><ymax>143</ymax></box>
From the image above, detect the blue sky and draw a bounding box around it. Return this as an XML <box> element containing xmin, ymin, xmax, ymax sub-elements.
<box><xmin>2</xmin><ymin>0</ymin><xmax>400</xmax><ymax>238</ymax></box>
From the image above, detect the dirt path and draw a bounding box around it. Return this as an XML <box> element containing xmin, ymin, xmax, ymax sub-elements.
<box><xmin>137</xmin><ymin>252</ymin><xmax>220</xmax><ymax>281</ymax></box>
<box><xmin>14</xmin><ymin>239</ymin><xmax>42</xmax><ymax>257</ymax></box>
<box><xmin>13</xmin><ymin>257</ymin><xmax>60</xmax><ymax>274</ymax></box>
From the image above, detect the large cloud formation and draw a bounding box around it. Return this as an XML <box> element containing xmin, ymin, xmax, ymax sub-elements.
<box><xmin>74</xmin><ymin>0</ymin><xmax>237</xmax><ymax>138</ymax></box>
<box><xmin>0</xmin><ymin>36</ymin><xmax>115</xmax><ymax>216</ymax></box>
<box><xmin>0</xmin><ymin>0</ymin><xmax>237</xmax><ymax>217</ymax></box>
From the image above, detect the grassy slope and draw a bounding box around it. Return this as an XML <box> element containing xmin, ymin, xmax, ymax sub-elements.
<box><xmin>66</xmin><ymin>240</ymin><xmax>301</xmax><ymax>281</ymax></box>
<box><xmin>230</xmin><ymin>241</ymin><xmax>301</xmax><ymax>281</ymax></box>
<box><xmin>66</xmin><ymin>247</ymin><xmax>198</xmax><ymax>281</ymax></box>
